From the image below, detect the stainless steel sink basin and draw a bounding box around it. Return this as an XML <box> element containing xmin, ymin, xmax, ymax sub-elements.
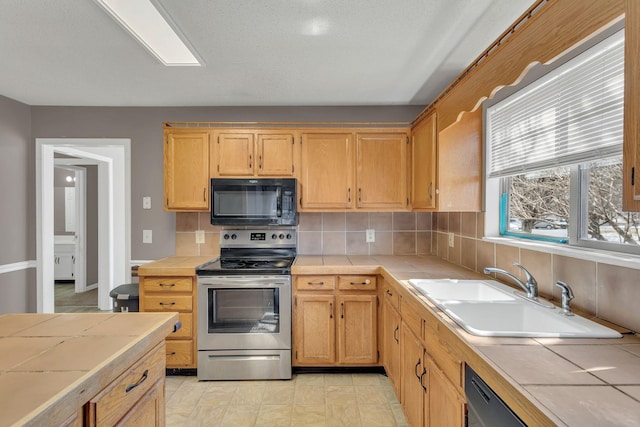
<box><xmin>407</xmin><ymin>279</ymin><xmax>622</xmax><ymax>338</ymax></box>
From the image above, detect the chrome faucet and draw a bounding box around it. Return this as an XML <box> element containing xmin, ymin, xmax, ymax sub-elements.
<box><xmin>555</xmin><ymin>281</ymin><xmax>575</xmax><ymax>316</ymax></box>
<box><xmin>483</xmin><ymin>263</ymin><xmax>538</xmax><ymax>299</ymax></box>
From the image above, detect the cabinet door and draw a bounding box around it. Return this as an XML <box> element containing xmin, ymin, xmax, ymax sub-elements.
<box><xmin>257</xmin><ymin>133</ymin><xmax>295</xmax><ymax>176</ymax></box>
<box><xmin>300</xmin><ymin>132</ymin><xmax>354</xmax><ymax>209</ymax></box>
<box><xmin>412</xmin><ymin>113</ymin><xmax>437</xmax><ymax>210</ymax></box>
<box><xmin>337</xmin><ymin>295</ymin><xmax>377</xmax><ymax>365</ymax></box>
<box><xmin>624</xmin><ymin>0</ymin><xmax>640</xmax><ymax>211</ymax></box>
<box><xmin>401</xmin><ymin>323</ymin><xmax>425</xmax><ymax>427</ymax></box>
<box><xmin>164</xmin><ymin>131</ymin><xmax>210</xmax><ymax>211</ymax></box>
<box><xmin>216</xmin><ymin>132</ymin><xmax>255</xmax><ymax>176</ymax></box>
<box><xmin>427</xmin><ymin>359</ymin><xmax>466</xmax><ymax>427</ymax></box>
<box><xmin>383</xmin><ymin>301</ymin><xmax>401</xmax><ymax>398</ymax></box>
<box><xmin>356</xmin><ymin>132</ymin><xmax>408</xmax><ymax>209</ymax></box>
<box><xmin>294</xmin><ymin>294</ymin><xmax>336</xmax><ymax>365</ymax></box>
<box><xmin>438</xmin><ymin>108</ymin><xmax>482</xmax><ymax>212</ymax></box>
<box><xmin>116</xmin><ymin>379</ymin><xmax>165</xmax><ymax>427</ymax></box>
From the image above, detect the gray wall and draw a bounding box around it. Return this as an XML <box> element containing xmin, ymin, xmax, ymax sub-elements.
<box><xmin>0</xmin><ymin>95</ymin><xmax>35</xmax><ymax>313</ymax></box>
<box><xmin>30</xmin><ymin>105</ymin><xmax>423</xmax><ymax>261</ymax></box>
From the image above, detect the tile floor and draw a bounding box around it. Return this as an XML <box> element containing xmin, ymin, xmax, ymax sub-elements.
<box><xmin>165</xmin><ymin>373</ymin><xmax>408</xmax><ymax>427</ymax></box>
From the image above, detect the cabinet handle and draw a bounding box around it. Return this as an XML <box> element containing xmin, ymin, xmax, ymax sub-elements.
<box><xmin>329</xmin><ymin>302</ymin><xmax>333</xmax><ymax>319</ymax></box>
<box><xmin>167</xmin><ymin>351</ymin><xmax>177</xmax><ymax>356</ymax></box>
<box><xmin>259</xmin><ymin>154</ymin><xmax>262</xmax><ymax>170</ymax></box>
<box><xmin>159</xmin><ymin>302</ymin><xmax>176</xmax><ymax>307</ymax></box>
<box><xmin>393</xmin><ymin>325</ymin><xmax>399</xmax><ymax>343</ymax></box>
<box><xmin>414</xmin><ymin>359</ymin><xmax>422</xmax><ymax>380</ymax></box>
<box><xmin>307</xmin><ymin>281</ymin><xmax>324</xmax><ymax>285</ymax></box>
<box><xmin>350</xmin><ymin>280</ymin><xmax>371</xmax><ymax>286</ymax></box>
<box><xmin>386</xmin><ymin>289</ymin><xmax>393</xmax><ymax>296</ymax></box>
<box><xmin>428</xmin><ymin>182</ymin><xmax>433</xmax><ymax>200</ymax></box>
<box><xmin>159</xmin><ymin>283</ymin><xmax>176</xmax><ymax>288</ymax></box>
<box><xmin>358</xmin><ymin>188</ymin><xmax>362</xmax><ymax>202</ymax></box>
<box><xmin>125</xmin><ymin>369</ymin><xmax>149</xmax><ymax>393</ymax></box>
<box><xmin>203</xmin><ymin>187</ymin><xmax>206</xmax><ymax>202</ymax></box>
<box><xmin>347</xmin><ymin>188</ymin><xmax>351</xmax><ymax>203</ymax></box>
<box><xmin>249</xmin><ymin>154</ymin><xmax>252</xmax><ymax>169</ymax></box>
<box><xmin>341</xmin><ymin>302</ymin><xmax>344</xmax><ymax>319</ymax></box>
<box><xmin>419</xmin><ymin>367</ymin><xmax>428</xmax><ymax>392</ymax></box>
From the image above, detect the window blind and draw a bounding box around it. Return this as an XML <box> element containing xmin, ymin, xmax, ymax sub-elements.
<box><xmin>487</xmin><ymin>30</ymin><xmax>624</xmax><ymax>178</ymax></box>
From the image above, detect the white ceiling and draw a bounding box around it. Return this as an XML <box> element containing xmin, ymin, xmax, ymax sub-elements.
<box><xmin>0</xmin><ymin>0</ymin><xmax>535</xmax><ymax>107</ymax></box>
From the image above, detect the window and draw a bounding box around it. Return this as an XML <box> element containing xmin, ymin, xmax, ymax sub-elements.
<box><xmin>486</xmin><ymin>27</ymin><xmax>640</xmax><ymax>254</ymax></box>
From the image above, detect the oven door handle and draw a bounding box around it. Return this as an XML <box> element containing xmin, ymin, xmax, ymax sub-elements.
<box><xmin>198</xmin><ymin>278</ymin><xmax>289</xmax><ymax>289</ymax></box>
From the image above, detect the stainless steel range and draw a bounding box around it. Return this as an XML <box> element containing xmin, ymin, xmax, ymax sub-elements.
<box><xmin>196</xmin><ymin>229</ymin><xmax>295</xmax><ymax>380</ymax></box>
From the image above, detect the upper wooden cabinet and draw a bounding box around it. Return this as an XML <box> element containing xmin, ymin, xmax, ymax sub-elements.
<box><xmin>164</xmin><ymin>130</ymin><xmax>210</xmax><ymax>211</ymax></box>
<box><xmin>437</xmin><ymin>108</ymin><xmax>482</xmax><ymax>212</ymax></box>
<box><xmin>356</xmin><ymin>132</ymin><xmax>408</xmax><ymax>209</ymax></box>
<box><xmin>624</xmin><ymin>0</ymin><xmax>640</xmax><ymax>211</ymax></box>
<box><xmin>299</xmin><ymin>131</ymin><xmax>354</xmax><ymax>210</ymax></box>
<box><xmin>299</xmin><ymin>129</ymin><xmax>409</xmax><ymax>211</ymax></box>
<box><xmin>212</xmin><ymin>129</ymin><xmax>297</xmax><ymax>177</ymax></box>
<box><xmin>411</xmin><ymin>112</ymin><xmax>437</xmax><ymax>210</ymax></box>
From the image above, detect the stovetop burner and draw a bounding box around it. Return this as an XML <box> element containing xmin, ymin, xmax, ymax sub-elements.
<box><xmin>196</xmin><ymin>228</ymin><xmax>296</xmax><ymax>276</ymax></box>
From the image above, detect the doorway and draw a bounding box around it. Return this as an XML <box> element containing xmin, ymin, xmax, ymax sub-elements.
<box><xmin>36</xmin><ymin>138</ymin><xmax>131</xmax><ymax>312</ymax></box>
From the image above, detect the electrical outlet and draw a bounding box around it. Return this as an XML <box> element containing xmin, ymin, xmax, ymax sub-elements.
<box><xmin>143</xmin><ymin>229</ymin><xmax>152</xmax><ymax>244</ymax></box>
<box><xmin>366</xmin><ymin>229</ymin><xmax>375</xmax><ymax>243</ymax></box>
<box><xmin>143</xmin><ymin>196</ymin><xmax>151</xmax><ymax>210</ymax></box>
<box><xmin>195</xmin><ymin>230</ymin><xmax>205</xmax><ymax>244</ymax></box>
<box><xmin>448</xmin><ymin>232</ymin><xmax>454</xmax><ymax>248</ymax></box>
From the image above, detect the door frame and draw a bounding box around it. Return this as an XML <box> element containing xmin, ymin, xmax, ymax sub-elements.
<box><xmin>36</xmin><ymin>138</ymin><xmax>131</xmax><ymax>312</ymax></box>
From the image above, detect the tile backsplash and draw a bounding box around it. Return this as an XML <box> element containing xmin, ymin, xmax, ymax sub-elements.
<box><xmin>175</xmin><ymin>212</ymin><xmax>432</xmax><ymax>257</ymax></box>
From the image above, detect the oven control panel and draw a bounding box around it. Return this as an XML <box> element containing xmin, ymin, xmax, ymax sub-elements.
<box><xmin>220</xmin><ymin>229</ymin><xmax>296</xmax><ymax>247</ymax></box>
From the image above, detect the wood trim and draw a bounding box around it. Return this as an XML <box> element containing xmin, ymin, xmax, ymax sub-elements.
<box><xmin>623</xmin><ymin>0</ymin><xmax>640</xmax><ymax>210</ymax></box>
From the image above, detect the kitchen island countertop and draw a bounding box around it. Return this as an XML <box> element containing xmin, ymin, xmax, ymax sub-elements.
<box><xmin>0</xmin><ymin>312</ymin><xmax>178</xmax><ymax>427</ymax></box>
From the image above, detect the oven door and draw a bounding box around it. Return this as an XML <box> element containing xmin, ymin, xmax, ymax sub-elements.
<box><xmin>197</xmin><ymin>275</ymin><xmax>291</xmax><ymax>351</ymax></box>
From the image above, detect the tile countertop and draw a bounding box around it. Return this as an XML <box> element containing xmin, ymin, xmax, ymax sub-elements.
<box><xmin>0</xmin><ymin>312</ymin><xmax>178</xmax><ymax>427</ymax></box>
<box><xmin>293</xmin><ymin>255</ymin><xmax>640</xmax><ymax>427</ymax></box>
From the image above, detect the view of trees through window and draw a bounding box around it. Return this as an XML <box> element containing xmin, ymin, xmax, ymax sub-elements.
<box><xmin>506</xmin><ymin>157</ymin><xmax>640</xmax><ymax>246</ymax></box>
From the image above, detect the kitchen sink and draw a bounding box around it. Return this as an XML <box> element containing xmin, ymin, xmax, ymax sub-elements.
<box><xmin>407</xmin><ymin>279</ymin><xmax>622</xmax><ymax>338</ymax></box>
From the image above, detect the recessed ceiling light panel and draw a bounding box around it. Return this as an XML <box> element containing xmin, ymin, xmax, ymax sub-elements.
<box><xmin>94</xmin><ymin>0</ymin><xmax>201</xmax><ymax>66</ymax></box>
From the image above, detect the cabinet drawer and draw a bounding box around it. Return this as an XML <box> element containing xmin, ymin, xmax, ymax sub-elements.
<box><xmin>142</xmin><ymin>277</ymin><xmax>192</xmax><ymax>293</ymax></box>
<box><xmin>143</xmin><ymin>295</ymin><xmax>192</xmax><ymax>312</ymax></box>
<box><xmin>401</xmin><ymin>299</ymin><xmax>423</xmax><ymax>339</ymax></box>
<box><xmin>88</xmin><ymin>343</ymin><xmax>165</xmax><ymax>427</ymax></box>
<box><xmin>296</xmin><ymin>276</ymin><xmax>336</xmax><ymax>290</ymax></box>
<box><xmin>338</xmin><ymin>275</ymin><xmax>377</xmax><ymax>291</ymax></box>
<box><xmin>166</xmin><ymin>340</ymin><xmax>194</xmax><ymax>367</ymax></box>
<box><xmin>383</xmin><ymin>284</ymin><xmax>400</xmax><ymax>310</ymax></box>
<box><xmin>168</xmin><ymin>313</ymin><xmax>193</xmax><ymax>339</ymax></box>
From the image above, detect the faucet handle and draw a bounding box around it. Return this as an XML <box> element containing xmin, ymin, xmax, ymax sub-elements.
<box><xmin>513</xmin><ymin>262</ymin><xmax>537</xmax><ymax>286</ymax></box>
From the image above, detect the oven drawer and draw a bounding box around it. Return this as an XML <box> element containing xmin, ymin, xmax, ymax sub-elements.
<box><xmin>142</xmin><ymin>276</ymin><xmax>193</xmax><ymax>293</ymax></box>
<box><xmin>296</xmin><ymin>275</ymin><xmax>336</xmax><ymax>290</ymax></box>
<box><xmin>143</xmin><ymin>295</ymin><xmax>192</xmax><ymax>312</ymax></box>
<box><xmin>166</xmin><ymin>340</ymin><xmax>194</xmax><ymax>367</ymax></box>
<box><xmin>198</xmin><ymin>349</ymin><xmax>291</xmax><ymax>380</ymax></box>
<box><xmin>338</xmin><ymin>275</ymin><xmax>377</xmax><ymax>291</ymax></box>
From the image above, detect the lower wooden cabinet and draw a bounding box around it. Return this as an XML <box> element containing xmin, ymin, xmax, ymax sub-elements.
<box><xmin>427</xmin><ymin>359</ymin><xmax>466</xmax><ymax>427</ymax></box>
<box><xmin>383</xmin><ymin>298</ymin><xmax>401</xmax><ymax>397</ymax></box>
<box><xmin>401</xmin><ymin>322</ymin><xmax>427</xmax><ymax>427</ymax></box>
<box><xmin>139</xmin><ymin>275</ymin><xmax>197</xmax><ymax>368</ymax></box>
<box><xmin>86</xmin><ymin>343</ymin><xmax>166</xmax><ymax>426</ymax></box>
<box><xmin>293</xmin><ymin>275</ymin><xmax>378</xmax><ymax>366</ymax></box>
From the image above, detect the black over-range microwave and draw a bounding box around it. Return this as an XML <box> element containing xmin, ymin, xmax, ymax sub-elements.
<box><xmin>210</xmin><ymin>178</ymin><xmax>298</xmax><ymax>226</ymax></box>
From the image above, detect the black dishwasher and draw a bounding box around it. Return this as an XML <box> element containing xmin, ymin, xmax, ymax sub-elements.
<box><xmin>465</xmin><ymin>364</ymin><xmax>527</xmax><ymax>427</ymax></box>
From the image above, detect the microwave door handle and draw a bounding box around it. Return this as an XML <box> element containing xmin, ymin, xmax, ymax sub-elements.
<box><xmin>276</xmin><ymin>187</ymin><xmax>282</xmax><ymax>217</ymax></box>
